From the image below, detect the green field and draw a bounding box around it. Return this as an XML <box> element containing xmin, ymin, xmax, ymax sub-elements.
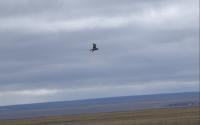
<box><xmin>0</xmin><ymin>107</ymin><xmax>199</xmax><ymax>125</ymax></box>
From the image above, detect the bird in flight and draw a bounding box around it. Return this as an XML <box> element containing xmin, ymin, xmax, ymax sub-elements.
<box><xmin>90</xmin><ymin>43</ymin><xmax>99</xmax><ymax>52</ymax></box>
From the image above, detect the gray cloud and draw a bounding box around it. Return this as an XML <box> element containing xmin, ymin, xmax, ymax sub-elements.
<box><xmin>0</xmin><ymin>0</ymin><xmax>198</xmax><ymax>106</ymax></box>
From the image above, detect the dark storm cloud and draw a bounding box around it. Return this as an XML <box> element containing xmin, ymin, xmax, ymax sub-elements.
<box><xmin>0</xmin><ymin>0</ymin><xmax>198</xmax><ymax>105</ymax></box>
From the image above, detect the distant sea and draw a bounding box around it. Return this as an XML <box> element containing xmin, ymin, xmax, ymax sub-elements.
<box><xmin>0</xmin><ymin>92</ymin><xmax>199</xmax><ymax>120</ymax></box>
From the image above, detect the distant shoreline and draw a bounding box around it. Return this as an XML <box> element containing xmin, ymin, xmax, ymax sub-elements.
<box><xmin>0</xmin><ymin>107</ymin><xmax>199</xmax><ymax>125</ymax></box>
<box><xmin>0</xmin><ymin>92</ymin><xmax>199</xmax><ymax>120</ymax></box>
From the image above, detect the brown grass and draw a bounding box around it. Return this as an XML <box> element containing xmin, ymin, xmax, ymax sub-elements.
<box><xmin>0</xmin><ymin>107</ymin><xmax>199</xmax><ymax>125</ymax></box>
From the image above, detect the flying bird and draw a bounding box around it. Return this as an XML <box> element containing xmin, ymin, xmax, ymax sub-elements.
<box><xmin>90</xmin><ymin>43</ymin><xmax>99</xmax><ymax>52</ymax></box>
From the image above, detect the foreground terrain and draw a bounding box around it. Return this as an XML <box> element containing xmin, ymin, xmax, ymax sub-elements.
<box><xmin>0</xmin><ymin>107</ymin><xmax>199</xmax><ymax>125</ymax></box>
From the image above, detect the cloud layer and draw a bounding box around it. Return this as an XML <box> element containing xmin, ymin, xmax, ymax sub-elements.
<box><xmin>0</xmin><ymin>0</ymin><xmax>199</xmax><ymax>106</ymax></box>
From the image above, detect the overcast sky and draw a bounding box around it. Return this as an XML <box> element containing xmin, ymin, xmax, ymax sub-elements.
<box><xmin>0</xmin><ymin>0</ymin><xmax>199</xmax><ymax>106</ymax></box>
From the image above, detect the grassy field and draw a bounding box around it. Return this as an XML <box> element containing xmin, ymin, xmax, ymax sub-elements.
<box><xmin>0</xmin><ymin>107</ymin><xmax>199</xmax><ymax>125</ymax></box>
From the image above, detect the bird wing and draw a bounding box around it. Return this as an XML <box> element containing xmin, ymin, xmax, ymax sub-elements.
<box><xmin>93</xmin><ymin>43</ymin><xmax>96</xmax><ymax>49</ymax></box>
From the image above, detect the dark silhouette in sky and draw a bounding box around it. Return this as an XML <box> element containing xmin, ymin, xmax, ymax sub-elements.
<box><xmin>90</xmin><ymin>43</ymin><xmax>99</xmax><ymax>52</ymax></box>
